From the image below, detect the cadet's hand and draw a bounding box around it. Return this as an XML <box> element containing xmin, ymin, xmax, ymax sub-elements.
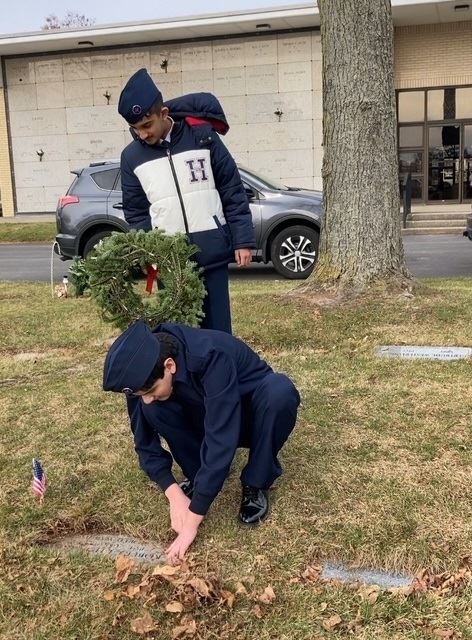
<box><xmin>235</xmin><ymin>248</ymin><xmax>252</xmax><ymax>267</ymax></box>
<box><xmin>166</xmin><ymin>511</ymin><xmax>204</xmax><ymax>563</ymax></box>
<box><xmin>165</xmin><ymin>483</ymin><xmax>190</xmax><ymax>534</ymax></box>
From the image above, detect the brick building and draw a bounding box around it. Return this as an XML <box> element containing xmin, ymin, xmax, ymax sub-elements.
<box><xmin>0</xmin><ymin>1</ymin><xmax>471</xmax><ymax>225</ymax></box>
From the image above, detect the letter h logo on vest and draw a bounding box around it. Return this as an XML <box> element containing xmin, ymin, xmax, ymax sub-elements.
<box><xmin>186</xmin><ymin>158</ymin><xmax>208</xmax><ymax>183</ymax></box>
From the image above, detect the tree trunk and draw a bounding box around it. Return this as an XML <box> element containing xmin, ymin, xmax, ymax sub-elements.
<box><xmin>306</xmin><ymin>0</ymin><xmax>410</xmax><ymax>293</ymax></box>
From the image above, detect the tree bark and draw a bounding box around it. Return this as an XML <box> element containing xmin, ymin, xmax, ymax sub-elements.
<box><xmin>306</xmin><ymin>0</ymin><xmax>410</xmax><ymax>293</ymax></box>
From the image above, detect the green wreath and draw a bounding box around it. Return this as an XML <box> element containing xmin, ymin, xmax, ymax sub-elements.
<box><xmin>82</xmin><ymin>229</ymin><xmax>206</xmax><ymax>330</ymax></box>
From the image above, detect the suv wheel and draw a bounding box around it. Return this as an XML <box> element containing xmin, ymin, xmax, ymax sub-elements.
<box><xmin>82</xmin><ymin>230</ymin><xmax>114</xmax><ymax>258</ymax></box>
<box><xmin>271</xmin><ymin>225</ymin><xmax>319</xmax><ymax>279</ymax></box>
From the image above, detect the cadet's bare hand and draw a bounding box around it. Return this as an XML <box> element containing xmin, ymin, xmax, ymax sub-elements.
<box><xmin>165</xmin><ymin>483</ymin><xmax>190</xmax><ymax>533</ymax></box>
<box><xmin>166</xmin><ymin>512</ymin><xmax>204</xmax><ymax>563</ymax></box>
<box><xmin>235</xmin><ymin>248</ymin><xmax>252</xmax><ymax>267</ymax></box>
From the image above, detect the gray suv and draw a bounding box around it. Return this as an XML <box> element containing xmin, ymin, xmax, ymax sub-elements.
<box><xmin>55</xmin><ymin>161</ymin><xmax>323</xmax><ymax>279</ymax></box>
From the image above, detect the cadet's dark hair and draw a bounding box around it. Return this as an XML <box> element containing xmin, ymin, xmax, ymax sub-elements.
<box><xmin>140</xmin><ymin>333</ymin><xmax>179</xmax><ymax>390</ymax></box>
<box><xmin>146</xmin><ymin>96</ymin><xmax>165</xmax><ymax>116</ymax></box>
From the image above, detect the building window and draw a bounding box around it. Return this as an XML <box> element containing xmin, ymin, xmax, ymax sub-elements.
<box><xmin>456</xmin><ymin>88</ymin><xmax>472</xmax><ymax>119</ymax></box>
<box><xmin>428</xmin><ymin>87</ymin><xmax>472</xmax><ymax>121</ymax></box>
<box><xmin>398</xmin><ymin>91</ymin><xmax>425</xmax><ymax>123</ymax></box>
<box><xmin>399</xmin><ymin>125</ymin><xmax>423</xmax><ymax>148</ymax></box>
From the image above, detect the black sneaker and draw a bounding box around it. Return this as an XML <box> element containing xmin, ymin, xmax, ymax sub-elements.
<box><xmin>179</xmin><ymin>479</ymin><xmax>194</xmax><ymax>498</ymax></box>
<box><xmin>239</xmin><ymin>486</ymin><xmax>269</xmax><ymax>525</ymax></box>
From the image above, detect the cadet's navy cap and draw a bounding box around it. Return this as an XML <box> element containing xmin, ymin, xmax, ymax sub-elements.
<box><xmin>118</xmin><ymin>68</ymin><xmax>163</xmax><ymax>124</ymax></box>
<box><xmin>103</xmin><ymin>320</ymin><xmax>160</xmax><ymax>394</ymax></box>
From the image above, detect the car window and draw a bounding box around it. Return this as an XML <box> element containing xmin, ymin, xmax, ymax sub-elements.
<box><xmin>238</xmin><ymin>165</ymin><xmax>288</xmax><ymax>191</ymax></box>
<box><xmin>91</xmin><ymin>168</ymin><xmax>119</xmax><ymax>191</ymax></box>
<box><xmin>242</xmin><ymin>181</ymin><xmax>258</xmax><ymax>199</ymax></box>
<box><xmin>113</xmin><ymin>170</ymin><xmax>122</xmax><ymax>192</ymax></box>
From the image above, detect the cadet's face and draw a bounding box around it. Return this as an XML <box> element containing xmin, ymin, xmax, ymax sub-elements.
<box><xmin>131</xmin><ymin>107</ymin><xmax>170</xmax><ymax>145</ymax></box>
<box><xmin>139</xmin><ymin>358</ymin><xmax>176</xmax><ymax>404</ymax></box>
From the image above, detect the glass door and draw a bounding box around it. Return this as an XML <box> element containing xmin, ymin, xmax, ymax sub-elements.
<box><xmin>428</xmin><ymin>125</ymin><xmax>460</xmax><ymax>202</ymax></box>
<box><xmin>463</xmin><ymin>124</ymin><xmax>472</xmax><ymax>202</ymax></box>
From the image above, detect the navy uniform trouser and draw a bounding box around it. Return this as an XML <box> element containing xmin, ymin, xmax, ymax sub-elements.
<box><xmin>147</xmin><ymin>372</ymin><xmax>300</xmax><ymax>489</ymax></box>
<box><xmin>199</xmin><ymin>265</ymin><xmax>232</xmax><ymax>334</ymax></box>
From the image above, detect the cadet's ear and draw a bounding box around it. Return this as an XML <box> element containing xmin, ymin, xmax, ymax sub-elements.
<box><xmin>161</xmin><ymin>106</ymin><xmax>170</xmax><ymax>119</ymax></box>
<box><xmin>164</xmin><ymin>357</ymin><xmax>176</xmax><ymax>375</ymax></box>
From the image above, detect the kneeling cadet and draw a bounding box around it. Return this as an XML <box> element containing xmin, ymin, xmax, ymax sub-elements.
<box><xmin>103</xmin><ymin>320</ymin><xmax>300</xmax><ymax>562</ymax></box>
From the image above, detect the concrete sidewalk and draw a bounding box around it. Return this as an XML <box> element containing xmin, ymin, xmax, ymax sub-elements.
<box><xmin>0</xmin><ymin>214</ymin><xmax>56</xmax><ymax>223</ymax></box>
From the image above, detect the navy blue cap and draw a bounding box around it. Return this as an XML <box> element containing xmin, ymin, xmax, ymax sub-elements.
<box><xmin>103</xmin><ymin>320</ymin><xmax>160</xmax><ymax>393</ymax></box>
<box><xmin>118</xmin><ymin>68</ymin><xmax>163</xmax><ymax>124</ymax></box>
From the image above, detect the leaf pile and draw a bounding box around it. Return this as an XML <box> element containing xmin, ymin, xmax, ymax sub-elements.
<box><xmin>103</xmin><ymin>555</ymin><xmax>278</xmax><ymax>637</ymax></box>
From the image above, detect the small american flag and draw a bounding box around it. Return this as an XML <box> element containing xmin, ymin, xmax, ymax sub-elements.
<box><xmin>32</xmin><ymin>458</ymin><xmax>47</xmax><ymax>503</ymax></box>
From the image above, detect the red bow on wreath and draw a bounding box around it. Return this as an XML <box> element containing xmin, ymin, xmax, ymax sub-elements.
<box><xmin>145</xmin><ymin>264</ymin><xmax>160</xmax><ymax>294</ymax></box>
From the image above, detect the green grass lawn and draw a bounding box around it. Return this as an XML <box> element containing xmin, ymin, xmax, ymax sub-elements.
<box><xmin>0</xmin><ymin>279</ymin><xmax>471</xmax><ymax>639</ymax></box>
<box><xmin>0</xmin><ymin>222</ymin><xmax>56</xmax><ymax>243</ymax></box>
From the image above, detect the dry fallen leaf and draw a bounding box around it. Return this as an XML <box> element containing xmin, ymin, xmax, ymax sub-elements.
<box><xmin>235</xmin><ymin>581</ymin><xmax>248</xmax><ymax>595</ymax></box>
<box><xmin>126</xmin><ymin>584</ymin><xmax>142</xmax><ymax>599</ymax></box>
<box><xmin>103</xmin><ymin>590</ymin><xmax>115</xmax><ymax>601</ymax></box>
<box><xmin>166</xmin><ymin>601</ymin><xmax>184</xmax><ymax>614</ymax></box>
<box><xmin>172</xmin><ymin>618</ymin><xmax>197</xmax><ymax>638</ymax></box>
<box><xmin>322</xmin><ymin>614</ymin><xmax>342</xmax><ymax>631</ymax></box>
<box><xmin>152</xmin><ymin>564</ymin><xmax>181</xmax><ymax>577</ymax></box>
<box><xmin>432</xmin><ymin>630</ymin><xmax>455</xmax><ymax>639</ymax></box>
<box><xmin>302</xmin><ymin>565</ymin><xmax>322</xmax><ymax>583</ymax></box>
<box><xmin>258</xmin><ymin>585</ymin><xmax>276</xmax><ymax>604</ymax></box>
<box><xmin>359</xmin><ymin>585</ymin><xmax>380</xmax><ymax>605</ymax></box>
<box><xmin>320</xmin><ymin>602</ymin><xmax>328</xmax><ymax>612</ymax></box>
<box><xmin>220</xmin><ymin>590</ymin><xmax>235</xmax><ymax>609</ymax></box>
<box><xmin>252</xmin><ymin>604</ymin><xmax>263</xmax><ymax>619</ymax></box>
<box><xmin>115</xmin><ymin>555</ymin><xmax>136</xmax><ymax>584</ymax></box>
<box><xmin>189</xmin><ymin>577</ymin><xmax>211</xmax><ymax>598</ymax></box>
<box><xmin>130</xmin><ymin>611</ymin><xmax>158</xmax><ymax>635</ymax></box>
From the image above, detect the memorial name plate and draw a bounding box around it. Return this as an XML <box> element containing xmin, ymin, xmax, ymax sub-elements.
<box><xmin>7</xmin><ymin>84</ymin><xmax>38</xmax><ymax>111</ymax></box>
<box><xmin>65</xmin><ymin>80</ymin><xmax>94</xmax><ymax>108</ymax></box>
<box><xmin>150</xmin><ymin>45</ymin><xmax>182</xmax><ymax>73</ymax></box>
<box><xmin>37</xmin><ymin>82</ymin><xmax>65</xmax><ymax>110</ymax></box>
<box><xmin>322</xmin><ymin>562</ymin><xmax>412</xmax><ymax>589</ymax></box>
<box><xmin>279</xmin><ymin>62</ymin><xmax>312</xmax><ymax>93</ymax></box>
<box><xmin>213</xmin><ymin>68</ymin><xmax>245</xmax><ymax>96</ymax></box>
<box><xmin>35</xmin><ymin>59</ymin><xmax>63</xmax><ymax>84</ymax></box>
<box><xmin>50</xmin><ymin>534</ymin><xmax>165</xmax><ymax>564</ymax></box>
<box><xmin>376</xmin><ymin>345</ymin><xmax>472</xmax><ymax>361</ymax></box>
<box><xmin>92</xmin><ymin>54</ymin><xmax>123</xmax><ymax>79</ymax></box>
<box><xmin>123</xmin><ymin>50</ymin><xmax>150</xmax><ymax>75</ymax></box>
<box><xmin>5</xmin><ymin>59</ymin><xmax>36</xmax><ymax>85</ymax></box>
<box><xmin>16</xmin><ymin>187</ymin><xmax>46</xmax><ymax>213</ymax></box>
<box><xmin>181</xmin><ymin>44</ymin><xmax>212</xmax><ymax>71</ymax></box>
<box><xmin>212</xmin><ymin>41</ymin><xmax>245</xmax><ymax>69</ymax></box>
<box><xmin>63</xmin><ymin>56</ymin><xmax>92</xmax><ymax>80</ymax></box>
<box><xmin>151</xmin><ymin>72</ymin><xmax>182</xmax><ymax>99</ymax></box>
<box><xmin>182</xmin><ymin>70</ymin><xmax>213</xmax><ymax>94</ymax></box>
<box><xmin>246</xmin><ymin>65</ymin><xmax>278</xmax><ymax>95</ymax></box>
<box><xmin>277</xmin><ymin>35</ymin><xmax>312</xmax><ymax>63</ymax></box>
<box><xmin>244</xmin><ymin>38</ymin><xmax>277</xmax><ymax>65</ymax></box>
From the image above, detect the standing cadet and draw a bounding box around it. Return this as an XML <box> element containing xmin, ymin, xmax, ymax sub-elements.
<box><xmin>117</xmin><ymin>69</ymin><xmax>255</xmax><ymax>334</ymax></box>
<box><xmin>103</xmin><ymin>320</ymin><xmax>300</xmax><ymax>562</ymax></box>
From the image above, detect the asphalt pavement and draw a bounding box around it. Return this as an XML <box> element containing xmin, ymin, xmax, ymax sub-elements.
<box><xmin>0</xmin><ymin>234</ymin><xmax>471</xmax><ymax>282</ymax></box>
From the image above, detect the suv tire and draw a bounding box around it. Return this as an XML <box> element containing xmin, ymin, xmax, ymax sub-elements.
<box><xmin>82</xmin><ymin>230</ymin><xmax>115</xmax><ymax>258</ymax></box>
<box><xmin>271</xmin><ymin>225</ymin><xmax>319</xmax><ymax>279</ymax></box>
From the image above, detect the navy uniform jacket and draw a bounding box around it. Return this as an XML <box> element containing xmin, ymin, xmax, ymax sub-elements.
<box><xmin>127</xmin><ymin>323</ymin><xmax>272</xmax><ymax>515</ymax></box>
<box><xmin>121</xmin><ymin>93</ymin><xmax>256</xmax><ymax>270</ymax></box>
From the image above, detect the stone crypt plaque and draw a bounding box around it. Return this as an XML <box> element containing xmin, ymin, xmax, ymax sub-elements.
<box><xmin>376</xmin><ymin>345</ymin><xmax>472</xmax><ymax>361</ymax></box>
<box><xmin>50</xmin><ymin>534</ymin><xmax>166</xmax><ymax>564</ymax></box>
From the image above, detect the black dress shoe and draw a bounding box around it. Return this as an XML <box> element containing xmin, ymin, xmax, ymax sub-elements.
<box><xmin>239</xmin><ymin>486</ymin><xmax>269</xmax><ymax>525</ymax></box>
<box><xmin>179</xmin><ymin>479</ymin><xmax>194</xmax><ymax>498</ymax></box>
